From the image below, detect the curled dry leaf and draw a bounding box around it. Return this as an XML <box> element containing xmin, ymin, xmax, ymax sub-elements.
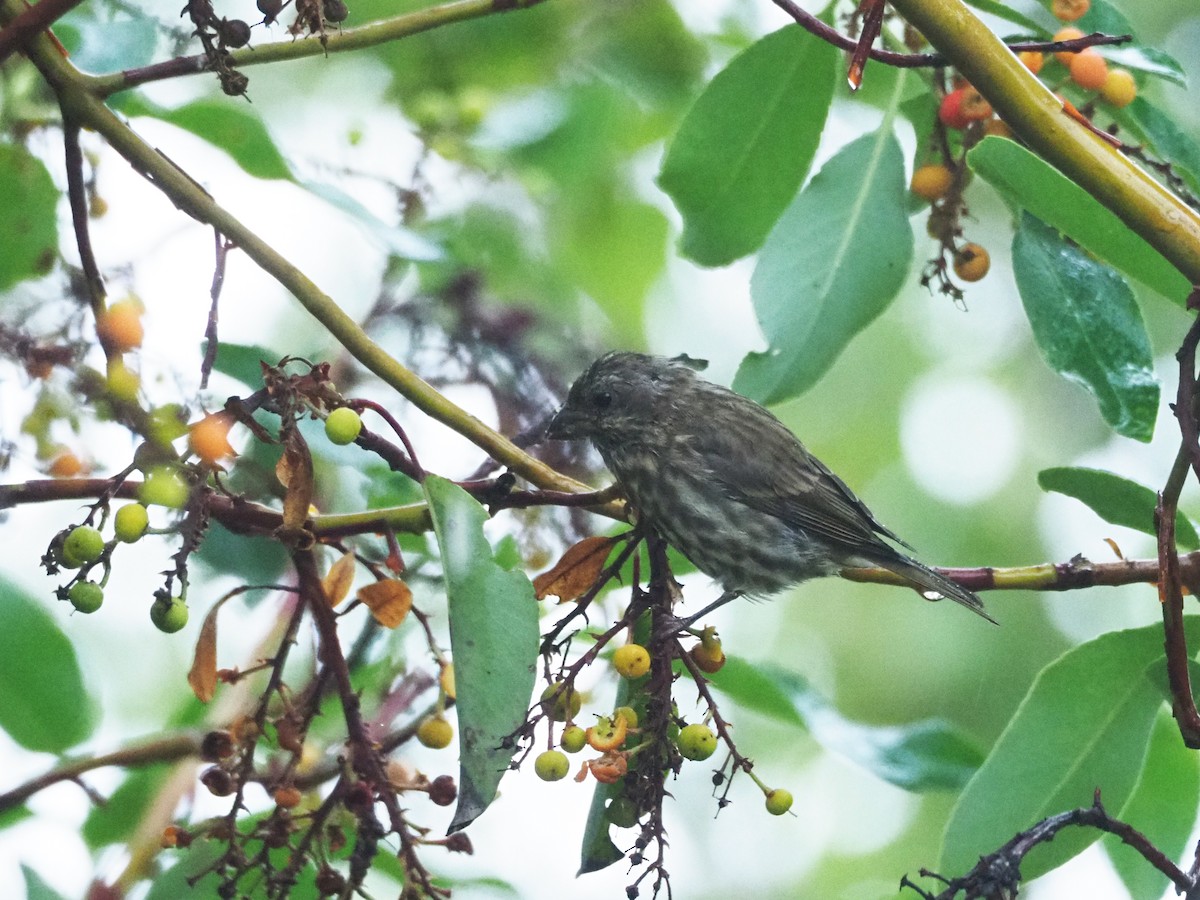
<box><xmin>322</xmin><ymin>551</ymin><xmax>357</xmax><ymax>607</ymax></box>
<box><xmin>187</xmin><ymin>593</ymin><xmax>237</xmax><ymax>703</ymax></box>
<box><xmin>276</xmin><ymin>430</ymin><xmax>314</xmax><ymax>535</ymax></box>
<box><xmin>357</xmin><ymin>579</ymin><xmax>413</xmax><ymax>628</ymax></box>
<box><xmin>533</xmin><ymin>535</ymin><xmax>620</xmax><ymax>602</ymax></box>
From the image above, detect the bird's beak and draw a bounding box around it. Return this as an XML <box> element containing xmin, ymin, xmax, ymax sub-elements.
<box><xmin>545</xmin><ymin>405</ymin><xmax>580</xmax><ymax>441</ymax></box>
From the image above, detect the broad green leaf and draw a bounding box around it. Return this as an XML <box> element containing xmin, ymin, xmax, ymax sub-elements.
<box><xmin>1107</xmin><ymin>712</ymin><xmax>1200</xmax><ymax>900</ymax></box>
<box><xmin>968</xmin><ymin>2</ymin><xmax>1049</xmax><ymax>34</ymax></box>
<box><xmin>1037</xmin><ymin>466</ymin><xmax>1199</xmax><ymax>550</ymax></box>
<box><xmin>0</xmin><ymin>145</ymin><xmax>58</xmax><ymax>292</ymax></box>
<box><xmin>56</xmin><ymin>11</ymin><xmax>157</xmax><ymax>74</ymax></box>
<box><xmin>1012</xmin><ymin>214</ymin><xmax>1159</xmax><ymax>442</ymax></box>
<box><xmin>1116</xmin><ymin>97</ymin><xmax>1200</xmax><ymax>196</ymax></box>
<box><xmin>968</xmin><ymin>137</ymin><xmax>1191</xmax><ymax>302</ymax></box>
<box><xmin>297</xmin><ymin>179</ymin><xmax>442</xmax><ymax>261</ymax></box>
<box><xmin>940</xmin><ymin>620</ymin><xmax>1200</xmax><ymax>880</ymax></box>
<box><xmin>709</xmin><ymin>658</ymin><xmax>983</xmax><ymax>791</ymax></box>
<box><xmin>734</xmin><ymin>126</ymin><xmax>914</xmax><ymax>404</ymax></box>
<box><xmin>0</xmin><ymin>577</ymin><xmax>95</xmax><ymax>752</ymax></box>
<box><xmin>22</xmin><ymin>865</ymin><xmax>69</xmax><ymax>900</ymax></box>
<box><xmin>423</xmin><ymin>476</ymin><xmax>538</xmax><ymax>832</ymax></box>
<box><xmin>1102</xmin><ymin>46</ymin><xmax>1188</xmax><ymax>87</ymax></box>
<box><xmin>120</xmin><ymin>96</ymin><xmax>292</xmax><ymax>181</ymax></box>
<box><xmin>83</xmin><ymin>764</ymin><xmax>172</xmax><ymax>847</ymax></box>
<box><xmin>658</xmin><ymin>25</ymin><xmax>837</xmax><ymax>266</ymax></box>
<box><xmin>550</xmin><ymin>188</ymin><xmax>667</xmax><ymax>347</ymax></box>
<box><xmin>207</xmin><ymin>341</ymin><xmax>275</xmax><ymax>388</ymax></box>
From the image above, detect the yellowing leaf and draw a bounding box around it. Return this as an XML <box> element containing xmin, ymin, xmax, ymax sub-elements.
<box><xmin>533</xmin><ymin>535</ymin><xmax>619</xmax><ymax>602</ymax></box>
<box><xmin>357</xmin><ymin>579</ymin><xmax>413</xmax><ymax>628</ymax></box>
<box><xmin>187</xmin><ymin>605</ymin><xmax>220</xmax><ymax>703</ymax></box>
<box><xmin>322</xmin><ymin>551</ymin><xmax>357</xmax><ymax>607</ymax></box>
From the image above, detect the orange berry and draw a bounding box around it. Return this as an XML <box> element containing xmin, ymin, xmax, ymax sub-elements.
<box><xmin>189</xmin><ymin>412</ymin><xmax>237</xmax><ymax>464</ymax></box>
<box><xmin>1069</xmin><ymin>50</ymin><xmax>1108</xmax><ymax>90</ymax></box>
<box><xmin>274</xmin><ymin>786</ymin><xmax>302</xmax><ymax>809</ymax></box>
<box><xmin>938</xmin><ymin>89</ymin><xmax>971</xmax><ymax>130</ymax></box>
<box><xmin>910</xmin><ymin>164</ymin><xmax>954</xmax><ymax>202</ymax></box>
<box><xmin>1100</xmin><ymin>69</ymin><xmax>1137</xmax><ymax>108</ymax></box>
<box><xmin>48</xmin><ymin>449</ymin><xmax>85</xmax><ymax>478</ymax></box>
<box><xmin>1052</xmin><ymin>0</ymin><xmax>1089</xmax><ymax>22</ymax></box>
<box><xmin>96</xmin><ymin>299</ymin><xmax>144</xmax><ymax>352</ymax></box>
<box><xmin>1017</xmin><ymin>51</ymin><xmax>1044</xmax><ymax>75</ymax></box>
<box><xmin>953</xmin><ymin>243</ymin><xmax>991</xmax><ymax>282</ymax></box>
<box><xmin>960</xmin><ymin>87</ymin><xmax>992</xmax><ymax>122</ymax></box>
<box><xmin>1053</xmin><ymin>27</ymin><xmax>1085</xmax><ymax>65</ymax></box>
<box><xmin>984</xmin><ymin>118</ymin><xmax>1014</xmax><ymax>139</ymax></box>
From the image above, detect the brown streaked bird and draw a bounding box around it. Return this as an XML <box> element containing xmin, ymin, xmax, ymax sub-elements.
<box><xmin>547</xmin><ymin>351</ymin><xmax>994</xmax><ymax>624</ymax></box>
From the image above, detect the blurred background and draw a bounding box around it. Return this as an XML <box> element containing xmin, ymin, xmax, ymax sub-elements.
<box><xmin>2</xmin><ymin>0</ymin><xmax>1200</xmax><ymax>897</ymax></box>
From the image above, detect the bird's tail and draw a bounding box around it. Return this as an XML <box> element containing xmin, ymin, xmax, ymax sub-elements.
<box><xmin>868</xmin><ymin>551</ymin><xmax>997</xmax><ymax>624</ymax></box>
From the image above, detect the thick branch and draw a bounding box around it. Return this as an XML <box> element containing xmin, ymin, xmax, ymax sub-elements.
<box><xmin>0</xmin><ymin>0</ymin><xmax>81</xmax><ymax>64</ymax></box>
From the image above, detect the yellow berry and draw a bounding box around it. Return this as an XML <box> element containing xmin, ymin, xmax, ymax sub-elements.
<box><xmin>612</xmin><ymin>643</ymin><xmax>651</xmax><ymax>679</ymax></box>
<box><xmin>325</xmin><ymin>407</ymin><xmax>363</xmax><ymax>445</ymax></box>
<box><xmin>1100</xmin><ymin>69</ymin><xmax>1137</xmax><ymax>108</ymax></box>
<box><xmin>765</xmin><ymin>788</ymin><xmax>794</xmax><ymax>816</ymax></box>
<box><xmin>540</xmin><ymin>682</ymin><xmax>582</xmax><ymax>722</ymax></box>
<box><xmin>676</xmin><ymin>723</ymin><xmax>717</xmax><ymax>761</ymax></box>
<box><xmin>114</xmin><ymin>503</ymin><xmax>149</xmax><ymax>542</ymax></box>
<box><xmin>561</xmin><ymin>725</ymin><xmax>587</xmax><ymax>753</ymax></box>
<box><xmin>416</xmin><ymin>715</ymin><xmax>454</xmax><ymax>749</ymax></box>
<box><xmin>613</xmin><ymin>706</ymin><xmax>639</xmax><ymax>729</ymax></box>
<box><xmin>953</xmin><ymin>243</ymin><xmax>991</xmax><ymax>282</ymax></box>
<box><xmin>909</xmin><ymin>164</ymin><xmax>954</xmax><ymax>203</ymax></box>
<box><xmin>534</xmin><ymin>749</ymin><xmax>570</xmax><ymax>782</ymax></box>
<box><xmin>64</xmin><ymin>525</ymin><xmax>105</xmax><ymax>564</ymax></box>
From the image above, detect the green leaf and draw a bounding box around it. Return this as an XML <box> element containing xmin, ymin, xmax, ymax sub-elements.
<box><xmin>423</xmin><ymin>475</ymin><xmax>538</xmax><ymax>832</ymax></box>
<box><xmin>0</xmin><ymin>144</ymin><xmax>58</xmax><ymax>292</ymax></box>
<box><xmin>56</xmin><ymin>12</ymin><xmax>158</xmax><ymax>74</ymax></box>
<box><xmin>658</xmin><ymin>25</ymin><xmax>837</xmax><ymax>266</ymax></box>
<box><xmin>968</xmin><ymin>137</ymin><xmax>1191</xmax><ymax>302</ymax></box>
<box><xmin>22</xmin><ymin>865</ymin><xmax>69</xmax><ymax>900</ymax></box>
<box><xmin>206</xmin><ymin>341</ymin><xmax>275</xmax><ymax>388</ymax></box>
<box><xmin>1037</xmin><ymin>466</ymin><xmax>1200</xmax><ymax>550</ymax></box>
<box><xmin>967</xmin><ymin>1</ymin><xmax>1049</xmax><ymax>35</ymax></box>
<box><xmin>119</xmin><ymin>96</ymin><xmax>292</xmax><ymax>181</ymax></box>
<box><xmin>1107</xmin><ymin>712</ymin><xmax>1200</xmax><ymax>900</ymax></box>
<box><xmin>709</xmin><ymin>658</ymin><xmax>982</xmax><ymax>791</ymax></box>
<box><xmin>83</xmin><ymin>764</ymin><xmax>172</xmax><ymax>847</ymax></box>
<box><xmin>734</xmin><ymin>126</ymin><xmax>914</xmax><ymax>404</ymax></box>
<box><xmin>550</xmin><ymin>187</ymin><xmax>667</xmax><ymax>347</ymax></box>
<box><xmin>0</xmin><ymin>577</ymin><xmax>95</xmax><ymax>752</ymax></box>
<box><xmin>1012</xmin><ymin>214</ymin><xmax>1159</xmax><ymax>442</ymax></box>
<box><xmin>297</xmin><ymin>179</ymin><xmax>442</xmax><ymax>261</ymax></box>
<box><xmin>939</xmin><ymin>620</ymin><xmax>1200</xmax><ymax>880</ymax></box>
<box><xmin>1102</xmin><ymin>45</ymin><xmax>1188</xmax><ymax>87</ymax></box>
<box><xmin>1115</xmin><ymin>97</ymin><xmax>1200</xmax><ymax>196</ymax></box>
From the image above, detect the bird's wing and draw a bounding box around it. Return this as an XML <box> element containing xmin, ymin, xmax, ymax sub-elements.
<box><xmin>683</xmin><ymin>396</ymin><xmax>910</xmax><ymax>551</ymax></box>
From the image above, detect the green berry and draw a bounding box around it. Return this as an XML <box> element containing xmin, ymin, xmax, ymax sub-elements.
<box><xmin>534</xmin><ymin>749</ymin><xmax>570</xmax><ymax>782</ymax></box>
<box><xmin>612</xmin><ymin>643</ymin><xmax>651</xmax><ymax>679</ymax></box>
<box><xmin>63</xmin><ymin>526</ymin><xmax>105</xmax><ymax>565</ymax></box>
<box><xmin>114</xmin><ymin>503</ymin><xmax>149</xmax><ymax>542</ymax></box>
<box><xmin>540</xmin><ymin>682</ymin><xmax>581</xmax><ymax>722</ymax></box>
<box><xmin>613</xmin><ymin>706</ymin><xmax>639</xmax><ymax>729</ymax></box>
<box><xmin>151</xmin><ymin>597</ymin><xmax>189</xmax><ymax>633</ymax></box>
<box><xmin>676</xmin><ymin>723</ymin><xmax>717</xmax><ymax>761</ymax></box>
<box><xmin>765</xmin><ymin>788</ymin><xmax>794</xmax><ymax>816</ymax></box>
<box><xmin>68</xmin><ymin>581</ymin><xmax>104</xmax><ymax>613</ymax></box>
<box><xmin>139</xmin><ymin>466</ymin><xmax>190</xmax><ymax>509</ymax></box>
<box><xmin>605</xmin><ymin>797</ymin><xmax>639</xmax><ymax>828</ymax></box>
<box><xmin>325</xmin><ymin>407</ymin><xmax>363</xmax><ymax>445</ymax></box>
<box><xmin>560</xmin><ymin>725</ymin><xmax>587</xmax><ymax>753</ymax></box>
<box><xmin>416</xmin><ymin>715</ymin><xmax>454</xmax><ymax>749</ymax></box>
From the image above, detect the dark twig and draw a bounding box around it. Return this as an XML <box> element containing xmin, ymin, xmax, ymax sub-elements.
<box><xmin>200</xmin><ymin>230</ymin><xmax>232</xmax><ymax>390</ymax></box>
<box><xmin>0</xmin><ymin>0</ymin><xmax>81</xmax><ymax>64</ymax></box>
<box><xmin>771</xmin><ymin>0</ymin><xmax>1129</xmax><ymax>69</ymax></box>
<box><xmin>62</xmin><ymin>120</ymin><xmax>107</xmax><ymax>322</ymax></box>
<box><xmin>901</xmin><ymin>791</ymin><xmax>1194</xmax><ymax>899</ymax></box>
<box><xmin>847</xmin><ymin>0</ymin><xmax>886</xmax><ymax>91</ymax></box>
<box><xmin>1156</xmin><ymin>450</ymin><xmax>1200</xmax><ymax>747</ymax></box>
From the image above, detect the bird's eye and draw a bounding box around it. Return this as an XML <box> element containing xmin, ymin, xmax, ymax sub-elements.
<box><xmin>592</xmin><ymin>390</ymin><xmax>613</xmax><ymax>410</ymax></box>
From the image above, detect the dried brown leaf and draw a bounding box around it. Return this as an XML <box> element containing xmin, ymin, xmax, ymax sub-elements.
<box><xmin>357</xmin><ymin>579</ymin><xmax>413</xmax><ymax>628</ymax></box>
<box><xmin>322</xmin><ymin>551</ymin><xmax>357</xmax><ymax>607</ymax></box>
<box><xmin>533</xmin><ymin>535</ymin><xmax>619</xmax><ymax>602</ymax></box>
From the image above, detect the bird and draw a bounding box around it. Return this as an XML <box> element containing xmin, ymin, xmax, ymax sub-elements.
<box><xmin>545</xmin><ymin>351</ymin><xmax>994</xmax><ymax>624</ymax></box>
